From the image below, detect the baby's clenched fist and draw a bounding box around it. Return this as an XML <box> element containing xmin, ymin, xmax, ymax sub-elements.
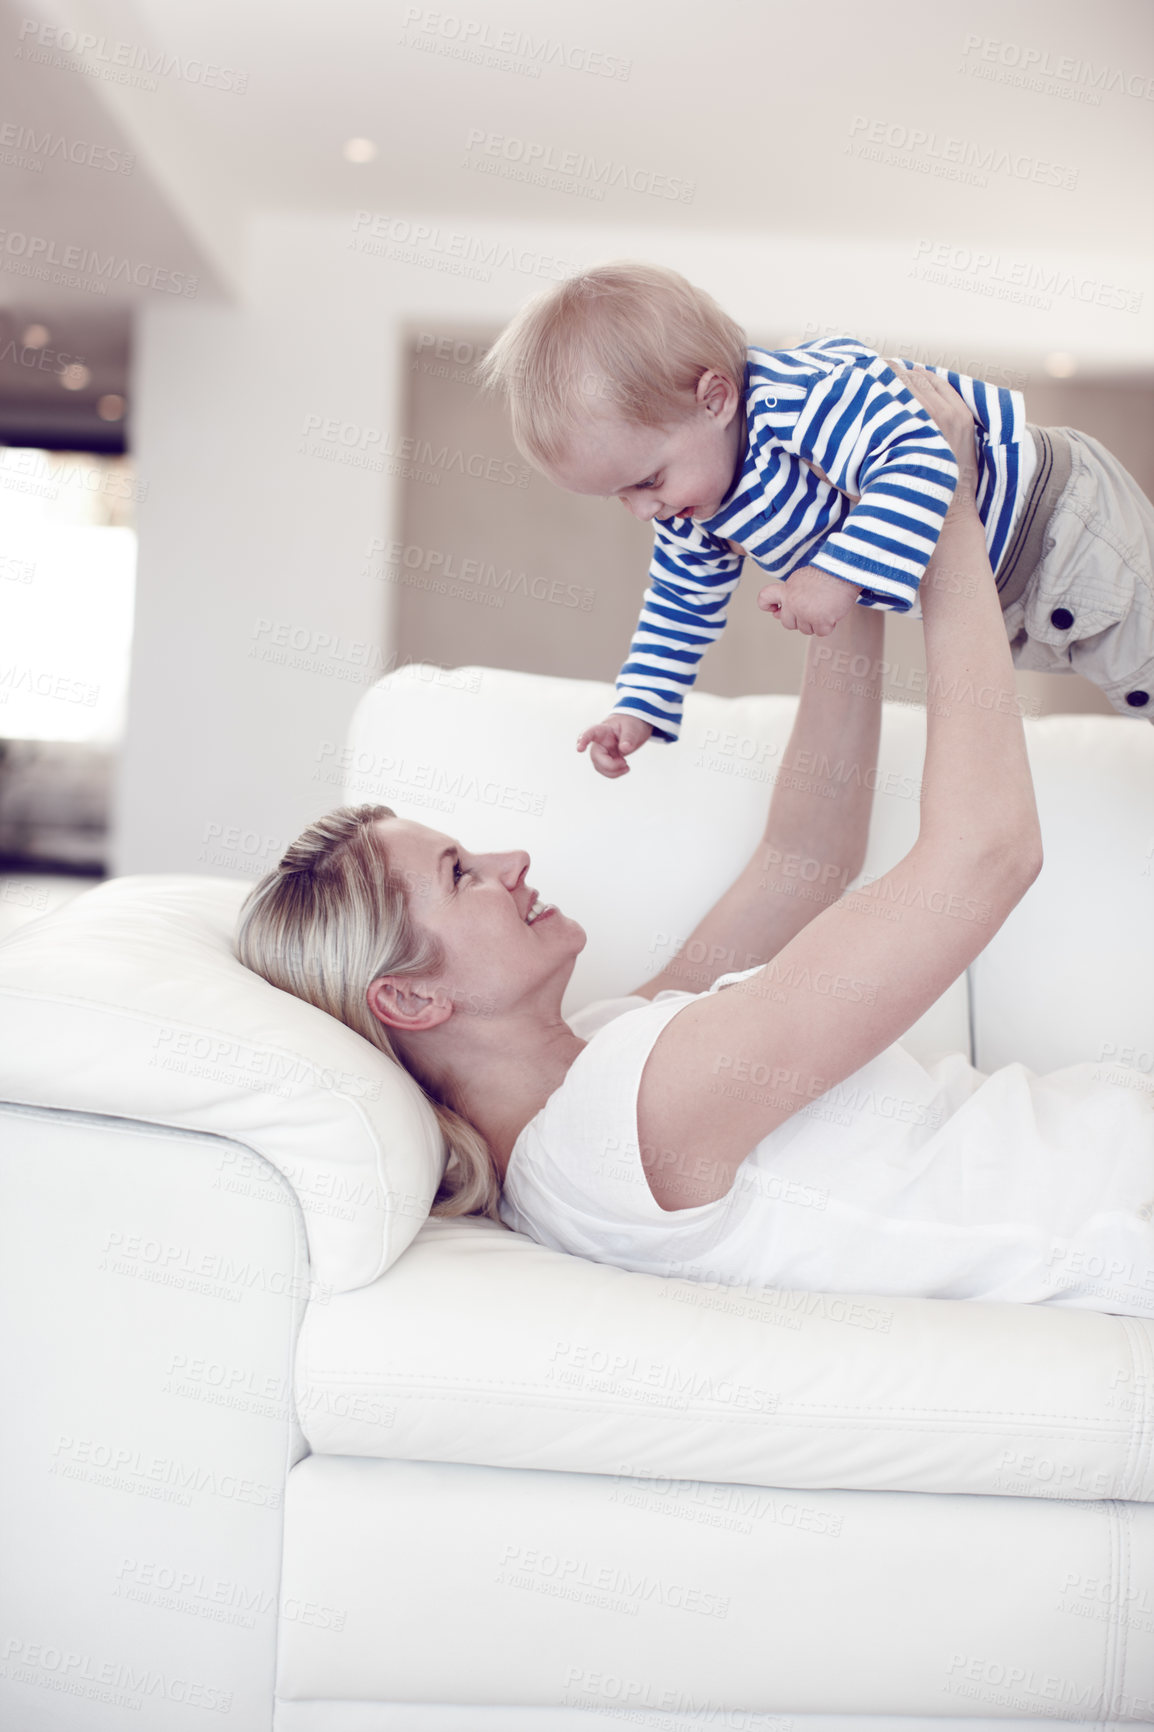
<box><xmin>576</xmin><ymin>713</ymin><xmax>654</xmax><ymax>778</ymax></box>
<box><xmin>758</xmin><ymin>565</ymin><xmax>862</xmax><ymax>635</ymax></box>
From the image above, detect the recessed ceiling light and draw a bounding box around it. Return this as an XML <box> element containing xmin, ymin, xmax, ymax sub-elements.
<box><xmin>343</xmin><ymin>137</ymin><xmax>377</xmax><ymax>164</ymax></box>
<box><xmin>21</xmin><ymin>323</ymin><xmax>50</xmax><ymax>348</ymax></box>
<box><xmin>97</xmin><ymin>394</ymin><xmax>126</xmax><ymax>421</ymax></box>
<box><xmin>1044</xmin><ymin>352</ymin><xmax>1077</xmax><ymax>378</ymax></box>
<box><xmin>60</xmin><ymin>363</ymin><xmax>91</xmax><ymax>390</ymax></box>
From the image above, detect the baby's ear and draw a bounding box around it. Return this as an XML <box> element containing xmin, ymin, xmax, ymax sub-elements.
<box><xmin>698</xmin><ymin>368</ymin><xmax>740</xmax><ymax>423</ymax></box>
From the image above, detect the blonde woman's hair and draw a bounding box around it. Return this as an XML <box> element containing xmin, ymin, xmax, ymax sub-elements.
<box><xmin>475</xmin><ymin>260</ymin><xmax>748</xmax><ymax>470</ymax></box>
<box><xmin>235</xmin><ymin>804</ymin><xmax>504</xmax><ymax>1225</ymax></box>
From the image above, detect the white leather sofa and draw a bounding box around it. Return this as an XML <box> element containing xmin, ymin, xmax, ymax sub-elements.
<box><xmin>1</xmin><ymin>663</ymin><xmax>1152</xmax><ymax>1732</ymax></box>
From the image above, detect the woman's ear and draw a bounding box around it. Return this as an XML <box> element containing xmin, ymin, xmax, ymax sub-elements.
<box><xmin>366</xmin><ymin>976</ymin><xmax>454</xmax><ymax>1034</ymax></box>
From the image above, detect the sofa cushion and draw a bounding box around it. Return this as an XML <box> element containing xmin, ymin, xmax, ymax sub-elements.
<box><xmin>295</xmin><ymin>1217</ymin><xmax>1154</xmax><ymax>1503</ymax></box>
<box><xmin>0</xmin><ymin>875</ymin><xmax>444</xmax><ymax>1292</ymax></box>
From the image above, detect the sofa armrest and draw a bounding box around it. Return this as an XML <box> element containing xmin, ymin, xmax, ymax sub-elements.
<box><xmin>0</xmin><ymin>1102</ymin><xmax>308</xmax><ymax>1731</ymax></box>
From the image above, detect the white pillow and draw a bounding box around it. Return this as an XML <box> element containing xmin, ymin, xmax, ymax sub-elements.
<box><xmin>0</xmin><ymin>874</ymin><xmax>445</xmax><ymax>1292</ymax></box>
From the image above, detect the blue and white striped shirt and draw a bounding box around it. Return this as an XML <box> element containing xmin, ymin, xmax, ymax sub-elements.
<box><xmin>613</xmin><ymin>338</ymin><xmax>1035</xmax><ymax>742</ymax></box>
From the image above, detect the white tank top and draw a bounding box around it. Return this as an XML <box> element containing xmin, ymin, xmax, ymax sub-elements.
<box><xmin>499</xmin><ymin>968</ymin><xmax>1154</xmax><ymax>1317</ymax></box>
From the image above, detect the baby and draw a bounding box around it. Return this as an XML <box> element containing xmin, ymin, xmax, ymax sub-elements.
<box><xmin>479</xmin><ymin>262</ymin><xmax>1154</xmax><ymax>776</ymax></box>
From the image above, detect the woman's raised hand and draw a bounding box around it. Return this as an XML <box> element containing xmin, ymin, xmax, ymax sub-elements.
<box><xmin>887</xmin><ymin>361</ymin><xmax>979</xmax><ymax>514</ymax></box>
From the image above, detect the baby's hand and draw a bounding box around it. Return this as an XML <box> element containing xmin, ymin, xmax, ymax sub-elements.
<box><xmin>576</xmin><ymin>713</ymin><xmax>653</xmax><ymax>778</ymax></box>
<box><xmin>757</xmin><ymin>566</ymin><xmax>861</xmax><ymax>635</ymax></box>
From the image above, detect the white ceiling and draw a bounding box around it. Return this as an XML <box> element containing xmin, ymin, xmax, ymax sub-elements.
<box><xmin>1</xmin><ymin>0</ymin><xmax>1151</xmax><ymax>417</ymax></box>
<box><xmin>9</xmin><ymin>0</ymin><xmax>1154</xmax><ymax>264</ymax></box>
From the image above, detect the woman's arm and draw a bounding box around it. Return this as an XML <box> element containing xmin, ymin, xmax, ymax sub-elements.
<box><xmin>629</xmin><ymin>600</ymin><xmax>884</xmax><ymax>1000</ymax></box>
<box><xmin>636</xmin><ymin>366</ymin><xmax>1044</xmax><ymax>1210</ymax></box>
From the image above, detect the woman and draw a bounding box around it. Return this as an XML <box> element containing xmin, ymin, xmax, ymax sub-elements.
<box><xmin>237</xmin><ymin>368</ymin><xmax>1154</xmax><ymax>1318</ymax></box>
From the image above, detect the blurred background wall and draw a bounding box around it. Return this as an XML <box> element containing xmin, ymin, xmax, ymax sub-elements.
<box><xmin>0</xmin><ymin>0</ymin><xmax>1150</xmax><ymax>881</ymax></box>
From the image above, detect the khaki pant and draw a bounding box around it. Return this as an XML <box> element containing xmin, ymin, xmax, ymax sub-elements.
<box><xmin>999</xmin><ymin>426</ymin><xmax>1154</xmax><ymax>720</ymax></box>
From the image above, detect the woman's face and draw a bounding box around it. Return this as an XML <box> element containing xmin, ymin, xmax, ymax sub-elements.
<box><xmin>374</xmin><ymin>816</ymin><xmax>586</xmax><ymax>1016</ymax></box>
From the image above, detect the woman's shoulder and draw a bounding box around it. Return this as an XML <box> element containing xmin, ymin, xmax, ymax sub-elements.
<box><xmin>503</xmin><ymin>972</ymin><xmax>764</xmax><ymax>1230</ymax></box>
<box><xmin>501</xmin><ymin>986</ymin><xmax>733</xmax><ymax>1248</ymax></box>
<box><xmin>503</xmin><ymin>994</ymin><xmax>694</xmax><ymax>1216</ymax></box>
<box><xmin>558</xmin><ymin>988</ymin><xmax>700</xmax><ymax>1096</ymax></box>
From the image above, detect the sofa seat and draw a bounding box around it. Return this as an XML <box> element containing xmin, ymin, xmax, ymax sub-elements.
<box><xmin>295</xmin><ymin>1216</ymin><xmax>1154</xmax><ymax>1502</ymax></box>
<box><xmin>273</xmin><ymin>1454</ymin><xmax>1154</xmax><ymax>1719</ymax></box>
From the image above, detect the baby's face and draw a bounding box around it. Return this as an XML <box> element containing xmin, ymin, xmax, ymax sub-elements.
<box><xmin>545</xmin><ymin>370</ymin><xmax>744</xmax><ymax>525</ymax></box>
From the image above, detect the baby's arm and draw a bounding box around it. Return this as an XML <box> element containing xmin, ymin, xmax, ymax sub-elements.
<box><xmin>613</xmin><ymin>525</ymin><xmax>743</xmax><ymax>741</ymax></box>
<box><xmin>782</xmin><ymin>342</ymin><xmax>961</xmax><ymax>613</ymax></box>
<box><xmin>579</xmin><ymin>518</ymin><xmax>743</xmax><ymax>778</ymax></box>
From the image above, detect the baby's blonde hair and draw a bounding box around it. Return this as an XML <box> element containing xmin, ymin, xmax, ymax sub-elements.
<box><xmin>475</xmin><ymin>260</ymin><xmax>748</xmax><ymax>470</ymax></box>
<box><xmin>235</xmin><ymin>804</ymin><xmax>504</xmax><ymax>1225</ymax></box>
